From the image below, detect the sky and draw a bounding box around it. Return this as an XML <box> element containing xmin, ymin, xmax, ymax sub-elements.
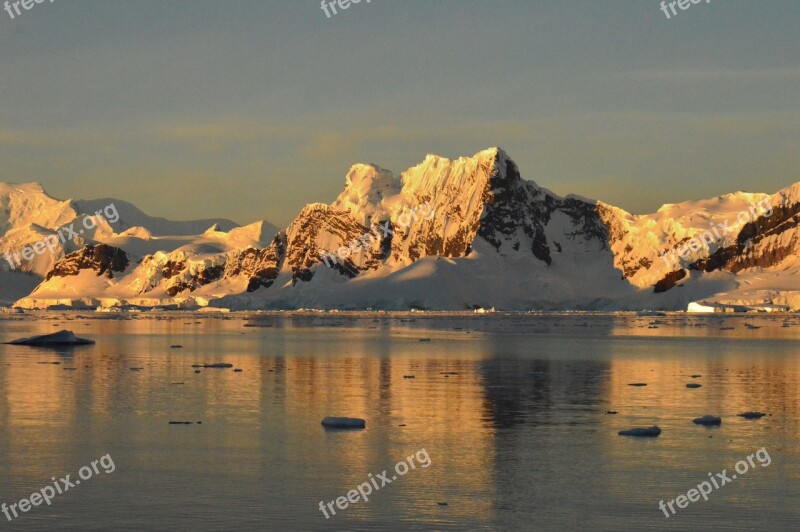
<box><xmin>1</xmin><ymin>0</ymin><xmax>799</xmax><ymax>227</ymax></box>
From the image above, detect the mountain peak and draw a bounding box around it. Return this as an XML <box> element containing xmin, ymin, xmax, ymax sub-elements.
<box><xmin>477</xmin><ymin>146</ymin><xmax>507</xmax><ymax>159</ymax></box>
<box><xmin>333</xmin><ymin>164</ymin><xmax>399</xmax><ymax>216</ymax></box>
<box><xmin>419</xmin><ymin>147</ymin><xmax>507</xmax><ymax>167</ymax></box>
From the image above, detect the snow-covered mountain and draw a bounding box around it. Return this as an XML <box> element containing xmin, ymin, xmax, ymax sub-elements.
<box><xmin>0</xmin><ymin>183</ymin><xmax>279</xmax><ymax>306</ymax></box>
<box><xmin>74</xmin><ymin>198</ymin><xmax>240</xmax><ymax>236</ymax></box>
<box><xmin>9</xmin><ymin>148</ymin><xmax>800</xmax><ymax>311</ymax></box>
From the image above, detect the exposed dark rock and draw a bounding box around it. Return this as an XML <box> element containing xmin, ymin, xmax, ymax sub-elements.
<box><xmin>653</xmin><ymin>269</ymin><xmax>686</xmax><ymax>293</ymax></box>
<box><xmin>690</xmin><ymin>202</ymin><xmax>800</xmax><ymax>274</ymax></box>
<box><xmin>46</xmin><ymin>244</ymin><xmax>129</xmax><ymax>281</ymax></box>
<box><xmin>165</xmin><ymin>233</ymin><xmax>288</xmax><ymax>296</ymax></box>
<box><xmin>162</xmin><ymin>260</ymin><xmax>186</xmax><ymax>279</ymax></box>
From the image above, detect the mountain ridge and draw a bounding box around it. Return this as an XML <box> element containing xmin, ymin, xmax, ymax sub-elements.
<box><xmin>7</xmin><ymin>148</ymin><xmax>800</xmax><ymax>311</ymax></box>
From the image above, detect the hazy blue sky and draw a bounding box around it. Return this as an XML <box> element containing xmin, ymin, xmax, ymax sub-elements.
<box><xmin>1</xmin><ymin>1</ymin><xmax>799</xmax><ymax>226</ymax></box>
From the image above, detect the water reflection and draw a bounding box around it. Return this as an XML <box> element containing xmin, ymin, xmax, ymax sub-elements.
<box><xmin>0</xmin><ymin>314</ymin><xmax>798</xmax><ymax>530</ymax></box>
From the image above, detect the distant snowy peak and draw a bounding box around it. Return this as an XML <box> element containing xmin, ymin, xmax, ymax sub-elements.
<box><xmin>0</xmin><ymin>183</ymin><xmax>280</xmax><ymax>279</ymax></box>
<box><xmin>0</xmin><ymin>183</ymin><xmax>83</xmax><ymax>276</ymax></box>
<box><xmin>73</xmin><ymin>198</ymin><xmax>245</xmax><ymax>237</ymax></box>
<box><xmin>225</xmin><ymin>221</ymin><xmax>278</xmax><ymax>249</ymax></box>
<box><xmin>0</xmin><ymin>182</ymin><xmax>78</xmax><ymax>234</ymax></box>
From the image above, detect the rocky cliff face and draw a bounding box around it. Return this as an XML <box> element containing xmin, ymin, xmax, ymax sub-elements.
<box><xmin>595</xmin><ymin>188</ymin><xmax>797</xmax><ymax>295</ymax></box>
<box><xmin>45</xmin><ymin>244</ymin><xmax>129</xmax><ymax>281</ymax></box>
<box><xmin>690</xmin><ymin>199</ymin><xmax>800</xmax><ymax>275</ymax></box>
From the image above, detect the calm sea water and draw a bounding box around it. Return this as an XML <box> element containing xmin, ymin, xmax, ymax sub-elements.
<box><xmin>0</xmin><ymin>312</ymin><xmax>798</xmax><ymax>531</ymax></box>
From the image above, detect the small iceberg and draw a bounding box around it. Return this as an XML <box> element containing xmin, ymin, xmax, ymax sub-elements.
<box><xmin>618</xmin><ymin>426</ymin><xmax>661</xmax><ymax>437</ymax></box>
<box><xmin>737</xmin><ymin>411</ymin><xmax>767</xmax><ymax>420</ymax></box>
<box><xmin>6</xmin><ymin>330</ymin><xmax>95</xmax><ymax>346</ymax></box>
<box><xmin>693</xmin><ymin>415</ymin><xmax>722</xmax><ymax>426</ymax></box>
<box><xmin>321</xmin><ymin>417</ymin><xmax>366</xmax><ymax>429</ymax></box>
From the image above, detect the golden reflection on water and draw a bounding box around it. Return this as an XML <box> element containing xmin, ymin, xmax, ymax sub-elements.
<box><xmin>0</xmin><ymin>313</ymin><xmax>799</xmax><ymax>529</ymax></box>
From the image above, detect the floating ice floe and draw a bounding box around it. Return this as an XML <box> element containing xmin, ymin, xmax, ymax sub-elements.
<box><xmin>737</xmin><ymin>411</ymin><xmax>767</xmax><ymax>420</ymax></box>
<box><xmin>6</xmin><ymin>330</ymin><xmax>95</xmax><ymax>346</ymax></box>
<box><xmin>692</xmin><ymin>415</ymin><xmax>722</xmax><ymax>426</ymax></box>
<box><xmin>321</xmin><ymin>417</ymin><xmax>366</xmax><ymax>429</ymax></box>
<box><xmin>618</xmin><ymin>426</ymin><xmax>661</xmax><ymax>437</ymax></box>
